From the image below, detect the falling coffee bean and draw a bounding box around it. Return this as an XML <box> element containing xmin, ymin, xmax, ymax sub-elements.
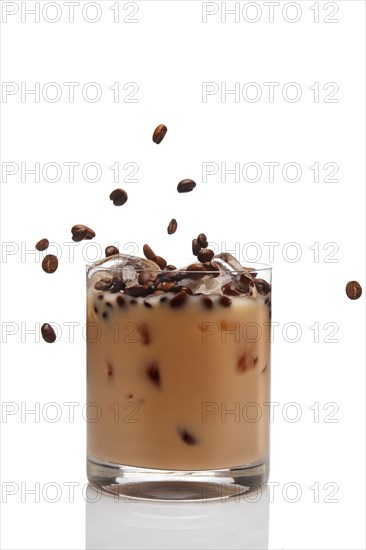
<box><xmin>71</xmin><ymin>224</ymin><xmax>95</xmax><ymax>242</ymax></box>
<box><xmin>155</xmin><ymin>256</ymin><xmax>167</xmax><ymax>269</ymax></box>
<box><xmin>197</xmin><ymin>248</ymin><xmax>214</xmax><ymax>263</ymax></box>
<box><xmin>105</xmin><ymin>246</ymin><xmax>119</xmax><ymax>257</ymax></box>
<box><xmin>110</xmin><ymin>188</ymin><xmax>128</xmax><ymax>206</ymax></box>
<box><xmin>192</xmin><ymin>239</ymin><xmax>201</xmax><ymax>256</ymax></box>
<box><xmin>177</xmin><ymin>179</ymin><xmax>196</xmax><ymax>193</ymax></box>
<box><xmin>152</xmin><ymin>124</ymin><xmax>167</xmax><ymax>144</ymax></box>
<box><xmin>42</xmin><ymin>254</ymin><xmax>58</xmax><ymax>274</ymax></box>
<box><xmin>41</xmin><ymin>323</ymin><xmax>56</xmax><ymax>343</ymax></box>
<box><xmin>345</xmin><ymin>281</ymin><xmax>362</xmax><ymax>300</ymax></box>
<box><xmin>143</xmin><ymin>243</ymin><xmax>157</xmax><ymax>261</ymax></box>
<box><xmin>197</xmin><ymin>233</ymin><xmax>208</xmax><ymax>248</ymax></box>
<box><xmin>35</xmin><ymin>238</ymin><xmax>49</xmax><ymax>251</ymax></box>
<box><xmin>219</xmin><ymin>295</ymin><xmax>232</xmax><ymax>307</ymax></box>
<box><xmin>167</xmin><ymin>218</ymin><xmax>178</xmax><ymax>235</ymax></box>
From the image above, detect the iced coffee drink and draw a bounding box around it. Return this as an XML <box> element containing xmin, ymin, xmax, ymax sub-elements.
<box><xmin>87</xmin><ymin>245</ymin><xmax>271</xmax><ymax>500</ymax></box>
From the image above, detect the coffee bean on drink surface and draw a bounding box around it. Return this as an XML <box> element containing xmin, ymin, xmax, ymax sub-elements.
<box><xmin>105</xmin><ymin>246</ymin><xmax>119</xmax><ymax>257</ymax></box>
<box><xmin>152</xmin><ymin>124</ymin><xmax>167</xmax><ymax>144</ymax></box>
<box><xmin>110</xmin><ymin>188</ymin><xmax>128</xmax><ymax>206</ymax></box>
<box><xmin>143</xmin><ymin>244</ymin><xmax>157</xmax><ymax>261</ymax></box>
<box><xmin>71</xmin><ymin>224</ymin><xmax>95</xmax><ymax>242</ymax></box>
<box><xmin>138</xmin><ymin>271</ymin><xmax>157</xmax><ymax>286</ymax></box>
<box><xmin>345</xmin><ymin>281</ymin><xmax>362</xmax><ymax>300</ymax></box>
<box><xmin>167</xmin><ymin>218</ymin><xmax>177</xmax><ymax>235</ymax></box>
<box><xmin>192</xmin><ymin>239</ymin><xmax>201</xmax><ymax>256</ymax></box>
<box><xmin>94</xmin><ymin>278</ymin><xmax>113</xmax><ymax>291</ymax></box>
<box><xmin>42</xmin><ymin>254</ymin><xmax>58</xmax><ymax>274</ymax></box>
<box><xmin>35</xmin><ymin>238</ymin><xmax>49</xmax><ymax>251</ymax></box>
<box><xmin>186</xmin><ymin>263</ymin><xmax>206</xmax><ymax>280</ymax></box>
<box><xmin>177</xmin><ymin>179</ymin><xmax>196</xmax><ymax>193</ymax></box>
<box><xmin>124</xmin><ymin>285</ymin><xmax>152</xmax><ymax>297</ymax></box>
<box><xmin>254</xmin><ymin>278</ymin><xmax>270</xmax><ymax>296</ymax></box>
<box><xmin>197</xmin><ymin>248</ymin><xmax>214</xmax><ymax>263</ymax></box>
<box><xmin>41</xmin><ymin>323</ymin><xmax>56</xmax><ymax>343</ymax></box>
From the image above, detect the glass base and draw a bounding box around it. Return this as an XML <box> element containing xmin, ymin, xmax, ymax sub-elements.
<box><xmin>87</xmin><ymin>454</ymin><xmax>269</xmax><ymax>502</ymax></box>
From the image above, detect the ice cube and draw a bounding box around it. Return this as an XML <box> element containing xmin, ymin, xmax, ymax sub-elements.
<box><xmin>122</xmin><ymin>265</ymin><xmax>137</xmax><ymax>281</ymax></box>
<box><xmin>214</xmin><ymin>253</ymin><xmax>245</xmax><ymax>272</ymax></box>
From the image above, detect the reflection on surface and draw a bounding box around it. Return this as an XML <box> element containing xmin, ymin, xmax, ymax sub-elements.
<box><xmin>86</xmin><ymin>484</ymin><xmax>269</xmax><ymax>549</ymax></box>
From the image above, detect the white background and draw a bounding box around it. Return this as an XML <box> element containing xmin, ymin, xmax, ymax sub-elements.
<box><xmin>0</xmin><ymin>1</ymin><xmax>365</xmax><ymax>548</ymax></box>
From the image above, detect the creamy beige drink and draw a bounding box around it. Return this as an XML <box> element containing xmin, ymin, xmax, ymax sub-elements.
<box><xmin>87</xmin><ymin>252</ymin><xmax>271</xmax><ymax>472</ymax></box>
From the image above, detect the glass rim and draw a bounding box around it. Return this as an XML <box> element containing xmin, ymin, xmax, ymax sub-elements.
<box><xmin>86</xmin><ymin>255</ymin><xmax>272</xmax><ymax>274</ymax></box>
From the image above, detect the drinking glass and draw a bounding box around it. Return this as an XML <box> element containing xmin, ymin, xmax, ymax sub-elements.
<box><xmin>86</xmin><ymin>256</ymin><xmax>272</xmax><ymax>501</ymax></box>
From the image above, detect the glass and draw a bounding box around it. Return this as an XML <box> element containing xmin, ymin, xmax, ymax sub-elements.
<box><xmin>86</xmin><ymin>256</ymin><xmax>272</xmax><ymax>501</ymax></box>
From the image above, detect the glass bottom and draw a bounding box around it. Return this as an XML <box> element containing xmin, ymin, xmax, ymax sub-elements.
<box><xmin>87</xmin><ymin>453</ymin><xmax>269</xmax><ymax>502</ymax></box>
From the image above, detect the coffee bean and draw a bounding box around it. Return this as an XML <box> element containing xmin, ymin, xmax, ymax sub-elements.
<box><xmin>155</xmin><ymin>256</ymin><xmax>167</xmax><ymax>269</ymax></box>
<box><xmin>192</xmin><ymin>239</ymin><xmax>201</xmax><ymax>256</ymax></box>
<box><xmin>147</xmin><ymin>361</ymin><xmax>161</xmax><ymax>387</ymax></box>
<box><xmin>144</xmin><ymin>301</ymin><xmax>153</xmax><ymax>308</ymax></box>
<box><xmin>170</xmin><ymin>285</ymin><xmax>193</xmax><ymax>295</ymax></box>
<box><xmin>197</xmin><ymin>248</ymin><xmax>214</xmax><ymax>263</ymax></box>
<box><xmin>170</xmin><ymin>291</ymin><xmax>188</xmax><ymax>308</ymax></box>
<box><xmin>71</xmin><ymin>224</ymin><xmax>95</xmax><ymax>242</ymax></box>
<box><xmin>222</xmin><ymin>282</ymin><xmax>240</xmax><ymax>296</ymax></box>
<box><xmin>102</xmin><ymin>312</ymin><xmax>108</xmax><ymax>320</ymax></box>
<box><xmin>152</xmin><ymin>124</ymin><xmax>167</xmax><ymax>144</ymax></box>
<box><xmin>167</xmin><ymin>264</ymin><xmax>177</xmax><ymax>270</ymax></box>
<box><xmin>236</xmin><ymin>273</ymin><xmax>252</xmax><ymax>293</ymax></box>
<box><xmin>157</xmin><ymin>281</ymin><xmax>177</xmax><ymax>292</ymax></box>
<box><xmin>124</xmin><ymin>285</ymin><xmax>152</xmax><ymax>297</ymax></box>
<box><xmin>178</xmin><ymin>428</ymin><xmax>197</xmax><ymax>445</ymax></box>
<box><xmin>167</xmin><ymin>218</ymin><xmax>178</xmax><ymax>235</ymax></box>
<box><xmin>117</xmin><ymin>295</ymin><xmax>126</xmax><ymax>308</ymax></box>
<box><xmin>35</xmin><ymin>238</ymin><xmax>49</xmax><ymax>251</ymax></box>
<box><xmin>160</xmin><ymin>296</ymin><xmax>168</xmax><ymax>303</ymax></box>
<box><xmin>105</xmin><ymin>246</ymin><xmax>119</xmax><ymax>257</ymax></box>
<box><xmin>254</xmin><ymin>278</ymin><xmax>270</xmax><ymax>296</ymax></box>
<box><xmin>97</xmin><ymin>294</ymin><xmax>104</xmax><ymax>300</ymax></box>
<box><xmin>110</xmin><ymin>188</ymin><xmax>128</xmax><ymax>206</ymax></box>
<box><xmin>138</xmin><ymin>323</ymin><xmax>150</xmax><ymax>344</ymax></box>
<box><xmin>41</xmin><ymin>323</ymin><xmax>56</xmax><ymax>343</ymax></box>
<box><xmin>177</xmin><ymin>179</ymin><xmax>196</xmax><ymax>193</ymax></box>
<box><xmin>346</xmin><ymin>281</ymin><xmax>362</xmax><ymax>300</ymax></box>
<box><xmin>138</xmin><ymin>271</ymin><xmax>157</xmax><ymax>286</ymax></box>
<box><xmin>94</xmin><ymin>277</ymin><xmax>113</xmax><ymax>291</ymax></box>
<box><xmin>203</xmin><ymin>262</ymin><xmax>220</xmax><ymax>277</ymax></box>
<box><xmin>197</xmin><ymin>233</ymin><xmax>208</xmax><ymax>248</ymax></box>
<box><xmin>106</xmin><ymin>302</ymin><xmax>113</xmax><ymax>308</ymax></box>
<box><xmin>143</xmin><ymin>243</ymin><xmax>157</xmax><ymax>261</ymax></box>
<box><xmin>219</xmin><ymin>295</ymin><xmax>232</xmax><ymax>307</ymax></box>
<box><xmin>107</xmin><ymin>363</ymin><xmax>113</xmax><ymax>377</ymax></box>
<box><xmin>201</xmin><ymin>296</ymin><xmax>213</xmax><ymax>309</ymax></box>
<box><xmin>110</xmin><ymin>275</ymin><xmax>126</xmax><ymax>292</ymax></box>
<box><xmin>186</xmin><ymin>263</ymin><xmax>206</xmax><ymax>280</ymax></box>
<box><xmin>71</xmin><ymin>226</ymin><xmax>87</xmax><ymax>242</ymax></box>
<box><xmin>42</xmin><ymin>254</ymin><xmax>58</xmax><ymax>274</ymax></box>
